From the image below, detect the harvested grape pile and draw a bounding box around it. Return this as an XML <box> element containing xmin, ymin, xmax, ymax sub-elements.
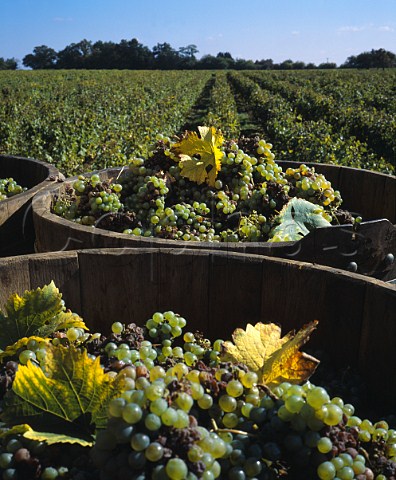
<box><xmin>52</xmin><ymin>128</ymin><xmax>356</xmax><ymax>243</ymax></box>
<box><xmin>0</xmin><ymin>178</ymin><xmax>27</xmax><ymax>201</ymax></box>
<box><xmin>0</xmin><ymin>283</ymin><xmax>395</xmax><ymax>480</ymax></box>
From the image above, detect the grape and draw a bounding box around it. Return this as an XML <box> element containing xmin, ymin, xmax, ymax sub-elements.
<box><xmin>337</xmin><ymin>466</ymin><xmax>354</xmax><ymax>479</ymax></box>
<box><xmin>111</xmin><ymin>322</ymin><xmax>124</xmax><ymax>334</ymax></box>
<box><xmin>226</xmin><ymin>380</ymin><xmax>244</xmax><ymax>398</ymax></box>
<box><xmin>166</xmin><ymin>458</ymin><xmax>188</xmax><ymax>480</ymax></box>
<box><xmin>306</xmin><ymin>386</ymin><xmax>330</xmax><ymax>409</ymax></box>
<box><xmin>176</xmin><ymin>392</ymin><xmax>194</xmax><ymax>412</ymax></box>
<box><xmin>52</xmin><ymin>133</ymin><xmax>346</xmax><ymax>244</ymax></box>
<box><xmin>317</xmin><ymin>437</ymin><xmax>333</xmax><ymax>453</ymax></box>
<box><xmin>219</xmin><ymin>395</ymin><xmax>237</xmax><ymax>413</ymax></box>
<box><xmin>131</xmin><ymin>433</ymin><xmax>150</xmax><ymax>452</ymax></box>
<box><xmin>0</xmin><ymin>453</ymin><xmax>13</xmax><ymax>469</ymax></box>
<box><xmin>41</xmin><ymin>467</ymin><xmax>59</xmax><ymax>479</ymax></box>
<box><xmin>317</xmin><ymin>461</ymin><xmax>336</xmax><ymax>480</ymax></box>
<box><xmin>18</xmin><ymin>349</ymin><xmax>36</xmax><ymax>365</ymax></box>
<box><xmin>2</xmin><ymin>469</ymin><xmax>17</xmax><ymax>480</ymax></box>
<box><xmin>144</xmin><ymin>413</ymin><xmax>162</xmax><ymax>431</ymax></box>
<box><xmin>145</xmin><ymin>442</ymin><xmax>164</xmax><ymax>462</ymax></box>
<box><xmin>66</xmin><ymin>327</ymin><xmax>80</xmax><ymax>342</ymax></box>
<box><xmin>122</xmin><ymin>403</ymin><xmax>143</xmax><ymax>424</ymax></box>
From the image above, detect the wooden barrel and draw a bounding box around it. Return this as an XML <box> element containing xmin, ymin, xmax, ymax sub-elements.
<box><xmin>0</xmin><ymin>248</ymin><xmax>395</xmax><ymax>412</ymax></box>
<box><xmin>32</xmin><ymin>165</ymin><xmax>396</xmax><ymax>281</ymax></box>
<box><xmin>0</xmin><ymin>155</ymin><xmax>61</xmax><ymax>257</ymax></box>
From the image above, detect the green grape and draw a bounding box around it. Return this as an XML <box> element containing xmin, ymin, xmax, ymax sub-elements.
<box><xmin>0</xmin><ymin>453</ymin><xmax>13</xmax><ymax>469</ymax></box>
<box><xmin>161</xmin><ymin>407</ymin><xmax>178</xmax><ymax>426</ymax></box>
<box><xmin>240</xmin><ymin>371</ymin><xmax>258</xmax><ymax>389</ymax></box>
<box><xmin>66</xmin><ymin>327</ymin><xmax>80</xmax><ymax>342</ymax></box>
<box><xmin>226</xmin><ymin>380</ymin><xmax>244</xmax><ymax>398</ymax></box>
<box><xmin>198</xmin><ymin>394</ymin><xmax>213</xmax><ymax>409</ymax></box>
<box><xmin>317</xmin><ymin>437</ymin><xmax>333</xmax><ymax>453</ymax></box>
<box><xmin>174</xmin><ymin>410</ymin><xmax>190</xmax><ymax>428</ymax></box>
<box><xmin>131</xmin><ymin>433</ymin><xmax>150</xmax><ymax>451</ymax></box>
<box><xmin>285</xmin><ymin>394</ymin><xmax>304</xmax><ymax>413</ymax></box>
<box><xmin>324</xmin><ymin>404</ymin><xmax>343</xmax><ymax>426</ymax></box>
<box><xmin>166</xmin><ymin>458</ymin><xmax>188</xmax><ymax>480</ymax></box>
<box><xmin>145</xmin><ymin>442</ymin><xmax>164</xmax><ymax>462</ymax></box>
<box><xmin>188</xmin><ymin>445</ymin><xmax>204</xmax><ymax>462</ymax></box>
<box><xmin>176</xmin><ymin>392</ymin><xmax>194</xmax><ymax>412</ymax></box>
<box><xmin>219</xmin><ymin>395</ymin><xmax>237</xmax><ymax>413</ymax></box>
<box><xmin>108</xmin><ymin>397</ymin><xmax>126</xmax><ymax>417</ymax></box>
<box><xmin>122</xmin><ymin>403</ymin><xmax>143</xmax><ymax>424</ymax></box>
<box><xmin>111</xmin><ymin>322</ymin><xmax>124</xmax><ymax>334</ymax></box>
<box><xmin>2</xmin><ymin>469</ymin><xmax>17</xmax><ymax>480</ymax></box>
<box><xmin>306</xmin><ymin>386</ymin><xmax>330</xmax><ymax>409</ymax></box>
<box><xmin>337</xmin><ymin>466</ymin><xmax>354</xmax><ymax>480</ymax></box>
<box><xmin>317</xmin><ymin>461</ymin><xmax>336</xmax><ymax>480</ymax></box>
<box><xmin>41</xmin><ymin>467</ymin><xmax>59</xmax><ymax>480</ymax></box>
<box><xmin>19</xmin><ymin>349</ymin><xmax>36</xmax><ymax>365</ymax></box>
<box><xmin>145</xmin><ymin>413</ymin><xmax>162</xmax><ymax>431</ymax></box>
<box><xmin>352</xmin><ymin>461</ymin><xmax>366</xmax><ymax>474</ymax></box>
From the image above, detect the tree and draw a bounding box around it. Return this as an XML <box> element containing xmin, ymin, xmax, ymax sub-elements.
<box><xmin>23</xmin><ymin>45</ymin><xmax>57</xmax><ymax>69</ymax></box>
<box><xmin>342</xmin><ymin>48</ymin><xmax>396</xmax><ymax>68</ymax></box>
<box><xmin>57</xmin><ymin>39</ymin><xmax>93</xmax><ymax>69</ymax></box>
<box><xmin>152</xmin><ymin>42</ymin><xmax>180</xmax><ymax>69</ymax></box>
<box><xmin>318</xmin><ymin>62</ymin><xmax>336</xmax><ymax>69</ymax></box>
<box><xmin>255</xmin><ymin>58</ymin><xmax>274</xmax><ymax>70</ymax></box>
<box><xmin>0</xmin><ymin>57</ymin><xmax>18</xmax><ymax>70</ymax></box>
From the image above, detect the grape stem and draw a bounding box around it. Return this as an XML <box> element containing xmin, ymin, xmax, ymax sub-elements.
<box><xmin>210</xmin><ymin>419</ymin><xmax>258</xmax><ymax>438</ymax></box>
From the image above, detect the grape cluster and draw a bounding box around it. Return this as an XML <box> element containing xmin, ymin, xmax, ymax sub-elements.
<box><xmin>0</xmin><ymin>433</ymin><xmax>95</xmax><ymax>480</ymax></box>
<box><xmin>52</xmin><ymin>131</ymin><xmax>352</xmax><ymax>242</ymax></box>
<box><xmin>0</xmin><ymin>178</ymin><xmax>26</xmax><ymax>201</ymax></box>
<box><xmin>2</xmin><ymin>310</ymin><xmax>395</xmax><ymax>479</ymax></box>
<box><xmin>52</xmin><ymin>174</ymin><xmax>124</xmax><ymax>228</ymax></box>
<box><xmin>86</xmin><ymin>318</ymin><xmax>395</xmax><ymax>480</ymax></box>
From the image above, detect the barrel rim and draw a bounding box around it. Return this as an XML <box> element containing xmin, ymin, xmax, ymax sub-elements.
<box><xmin>2</xmin><ymin>246</ymin><xmax>395</xmax><ymax>290</ymax></box>
<box><xmin>0</xmin><ymin>154</ymin><xmax>61</xmax><ymax>206</ymax></box>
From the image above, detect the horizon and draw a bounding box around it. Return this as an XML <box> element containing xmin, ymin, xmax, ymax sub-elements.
<box><xmin>1</xmin><ymin>0</ymin><xmax>396</xmax><ymax>67</ymax></box>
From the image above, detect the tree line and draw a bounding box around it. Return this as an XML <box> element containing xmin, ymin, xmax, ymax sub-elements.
<box><xmin>1</xmin><ymin>39</ymin><xmax>395</xmax><ymax>70</ymax></box>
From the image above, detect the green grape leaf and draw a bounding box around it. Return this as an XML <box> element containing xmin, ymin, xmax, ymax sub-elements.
<box><xmin>269</xmin><ymin>198</ymin><xmax>331</xmax><ymax>242</ymax></box>
<box><xmin>1</xmin><ymin>344</ymin><xmax>124</xmax><ymax>445</ymax></box>
<box><xmin>171</xmin><ymin>126</ymin><xmax>224</xmax><ymax>186</ymax></box>
<box><xmin>0</xmin><ymin>281</ymin><xmax>87</xmax><ymax>351</ymax></box>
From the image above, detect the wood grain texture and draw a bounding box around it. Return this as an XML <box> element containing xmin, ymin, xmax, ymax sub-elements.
<box><xmin>0</xmin><ymin>155</ymin><xmax>61</xmax><ymax>256</ymax></box>
<box><xmin>32</xmin><ymin>165</ymin><xmax>396</xmax><ymax>280</ymax></box>
<box><xmin>0</xmin><ymin>249</ymin><xmax>394</xmax><ymax>409</ymax></box>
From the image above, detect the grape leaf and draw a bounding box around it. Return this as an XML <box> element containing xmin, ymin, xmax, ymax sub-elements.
<box><xmin>0</xmin><ymin>281</ymin><xmax>87</xmax><ymax>351</ymax></box>
<box><xmin>221</xmin><ymin>321</ymin><xmax>319</xmax><ymax>388</ymax></box>
<box><xmin>171</xmin><ymin>126</ymin><xmax>224</xmax><ymax>186</ymax></box>
<box><xmin>269</xmin><ymin>197</ymin><xmax>331</xmax><ymax>242</ymax></box>
<box><xmin>1</xmin><ymin>344</ymin><xmax>124</xmax><ymax>445</ymax></box>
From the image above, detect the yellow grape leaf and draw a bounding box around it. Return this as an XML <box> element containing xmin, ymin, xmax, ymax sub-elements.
<box><xmin>24</xmin><ymin>429</ymin><xmax>93</xmax><ymax>447</ymax></box>
<box><xmin>171</xmin><ymin>126</ymin><xmax>224</xmax><ymax>186</ymax></box>
<box><xmin>0</xmin><ymin>424</ymin><xmax>31</xmax><ymax>439</ymax></box>
<box><xmin>1</xmin><ymin>344</ymin><xmax>125</xmax><ymax>445</ymax></box>
<box><xmin>0</xmin><ymin>281</ymin><xmax>88</xmax><ymax>352</ymax></box>
<box><xmin>0</xmin><ymin>336</ymin><xmax>49</xmax><ymax>363</ymax></box>
<box><xmin>221</xmin><ymin>321</ymin><xmax>319</xmax><ymax>388</ymax></box>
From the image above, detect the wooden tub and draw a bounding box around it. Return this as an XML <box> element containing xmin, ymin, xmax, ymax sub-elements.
<box><xmin>32</xmin><ymin>163</ymin><xmax>396</xmax><ymax>280</ymax></box>
<box><xmin>0</xmin><ymin>248</ymin><xmax>395</xmax><ymax>412</ymax></box>
<box><xmin>0</xmin><ymin>155</ymin><xmax>61</xmax><ymax>257</ymax></box>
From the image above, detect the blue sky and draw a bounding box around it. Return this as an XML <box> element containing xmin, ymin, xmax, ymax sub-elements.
<box><xmin>2</xmin><ymin>0</ymin><xmax>395</xmax><ymax>66</ymax></box>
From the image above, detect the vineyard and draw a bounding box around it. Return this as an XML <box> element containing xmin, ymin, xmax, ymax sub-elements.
<box><xmin>0</xmin><ymin>69</ymin><xmax>395</xmax><ymax>177</ymax></box>
<box><xmin>1</xmin><ymin>69</ymin><xmax>396</xmax><ymax>480</ymax></box>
